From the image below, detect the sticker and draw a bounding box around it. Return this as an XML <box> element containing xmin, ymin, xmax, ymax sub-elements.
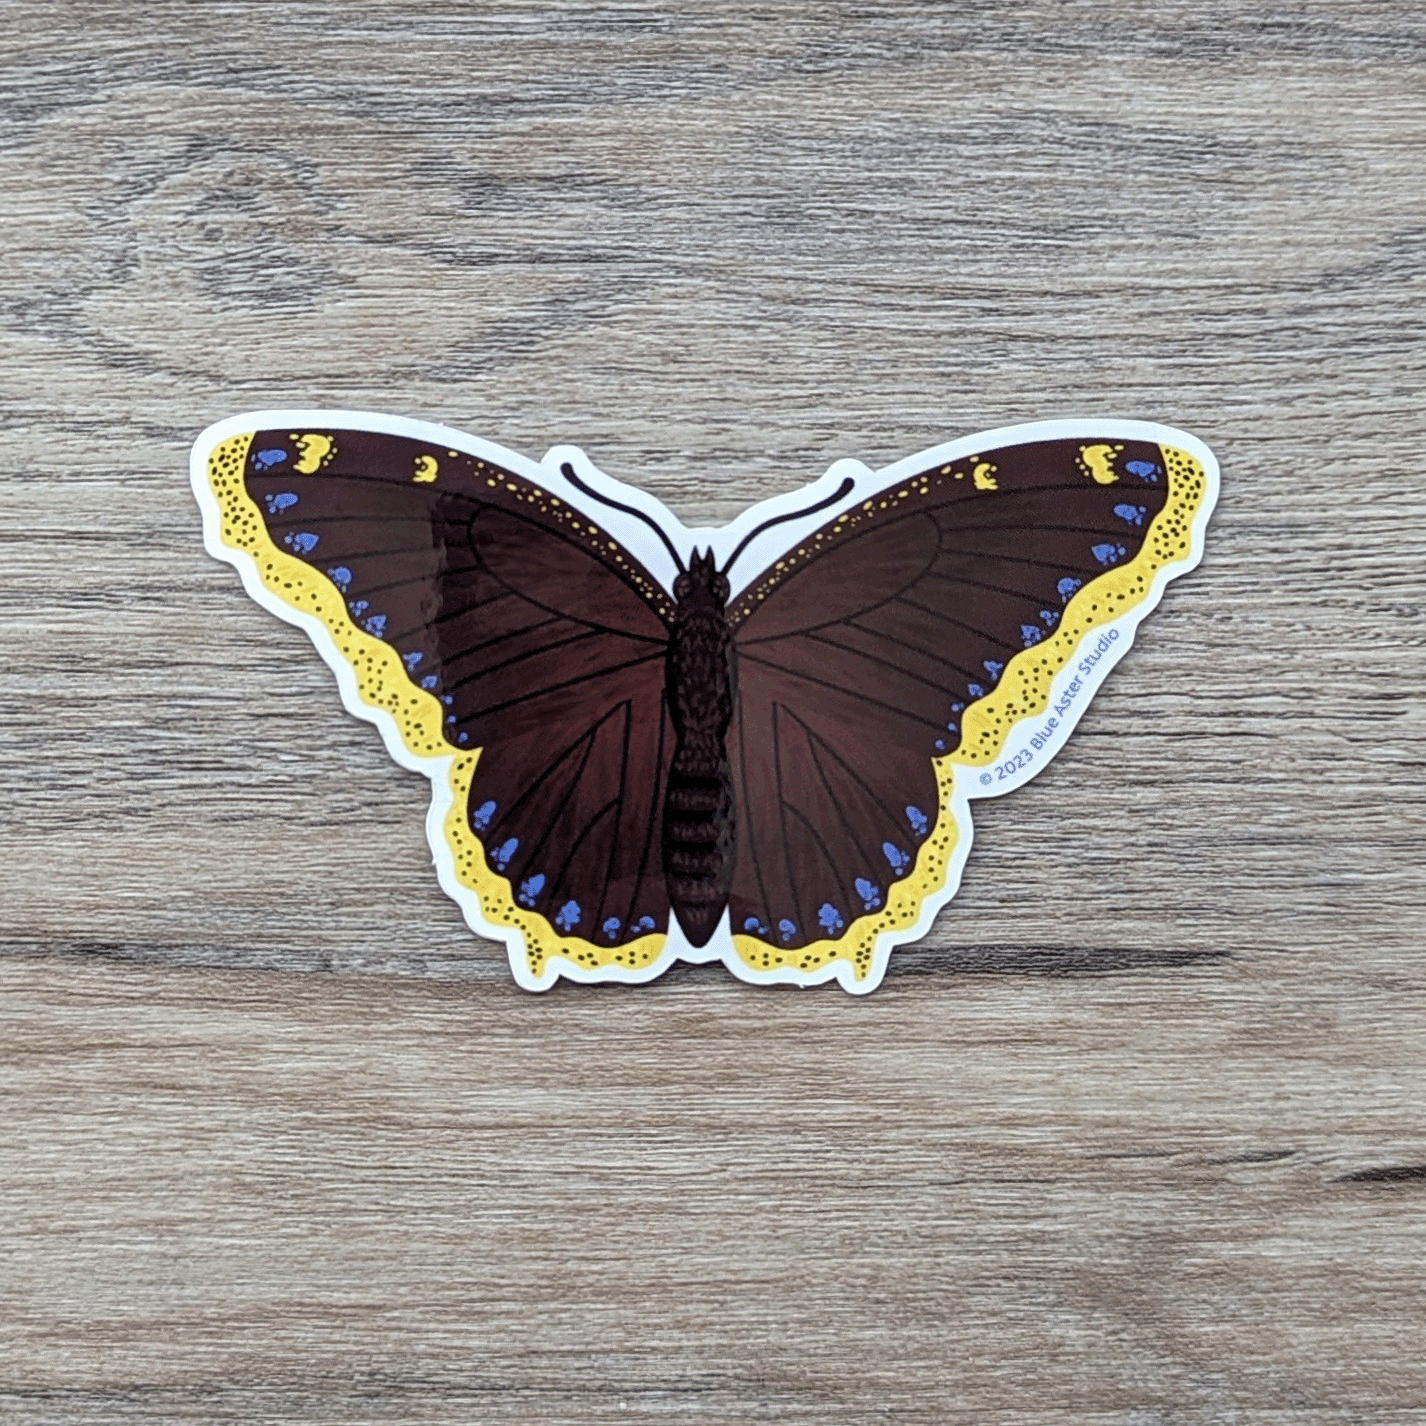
<box><xmin>192</xmin><ymin>412</ymin><xmax>1218</xmax><ymax>993</ymax></box>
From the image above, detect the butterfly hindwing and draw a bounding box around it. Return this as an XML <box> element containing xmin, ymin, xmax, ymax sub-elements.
<box><xmin>722</xmin><ymin>434</ymin><xmax>1211</xmax><ymax>987</ymax></box>
<box><xmin>197</xmin><ymin>420</ymin><xmax>680</xmax><ymax>986</ymax></box>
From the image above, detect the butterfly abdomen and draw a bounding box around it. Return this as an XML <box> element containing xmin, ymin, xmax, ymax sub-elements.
<box><xmin>663</xmin><ymin>553</ymin><xmax>738</xmax><ymax>947</ymax></box>
<box><xmin>663</xmin><ymin>741</ymin><xmax>736</xmax><ymax>947</ymax></box>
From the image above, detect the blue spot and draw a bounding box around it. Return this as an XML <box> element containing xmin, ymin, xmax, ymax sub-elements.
<box><xmin>983</xmin><ymin>659</ymin><xmax>1004</xmax><ymax>680</ymax></box>
<box><xmin>363</xmin><ymin>614</ymin><xmax>386</xmax><ymax>637</ymax></box>
<box><xmin>420</xmin><ymin>675</ymin><xmax>438</xmax><ymax>690</ymax></box>
<box><xmin>777</xmin><ymin>919</ymin><xmax>797</xmax><ymax>942</ymax></box>
<box><xmin>1040</xmin><ymin>609</ymin><xmax>1058</xmax><ymax>627</ymax></box>
<box><xmin>402</xmin><ymin>650</ymin><xmax>422</xmax><ymax>671</ymax></box>
<box><xmin>967</xmin><ymin>682</ymin><xmax>984</xmax><ymax>699</ymax></box>
<box><xmin>743</xmin><ymin>916</ymin><xmax>769</xmax><ymax>936</ymax></box>
<box><xmin>945</xmin><ymin>721</ymin><xmax>958</xmax><ymax>733</ymax></box>
<box><xmin>328</xmin><ymin>566</ymin><xmax>353</xmax><ymax>592</ymax></box>
<box><xmin>554</xmin><ymin>900</ymin><xmax>581</xmax><ymax>932</ymax></box>
<box><xmin>602</xmin><ymin>917</ymin><xmax>621</xmax><ymax>939</ymax></box>
<box><xmin>348</xmin><ymin>599</ymin><xmax>368</xmax><ymax>617</ymax></box>
<box><xmin>633</xmin><ymin>915</ymin><xmax>656</xmax><ymax>933</ymax></box>
<box><xmin>883</xmin><ymin>842</ymin><xmax>910</xmax><ymax>874</ymax></box>
<box><xmin>854</xmin><ymin>877</ymin><xmax>881</xmax><ymax>911</ymax></box>
<box><xmin>934</xmin><ymin>738</ymin><xmax>946</xmax><ymax>752</ymax></box>
<box><xmin>457</xmin><ymin>732</ymin><xmax>469</xmax><ymax>745</ymax></box>
<box><xmin>517</xmin><ymin>873</ymin><xmax>545</xmax><ymax>908</ymax></box>
<box><xmin>263</xmin><ymin>492</ymin><xmax>298</xmax><ymax>514</ymax></box>
<box><xmin>283</xmin><ymin>531</ymin><xmax>319</xmax><ymax>554</ymax></box>
<box><xmin>253</xmin><ymin>448</ymin><xmax>287</xmax><ymax>469</ymax></box>
<box><xmin>492</xmin><ymin>837</ymin><xmax>519</xmax><ymax>870</ymax></box>
<box><xmin>445</xmin><ymin>715</ymin><xmax>456</xmax><ymax>725</ymax></box>
<box><xmin>1058</xmin><ymin>576</ymin><xmax>1082</xmax><ymax>602</ymax></box>
<box><xmin>950</xmin><ymin>701</ymin><xmax>965</xmax><ymax>713</ymax></box>
<box><xmin>1126</xmin><ymin>458</ymin><xmax>1159</xmax><ymax>481</ymax></box>
<box><xmin>906</xmin><ymin>805</ymin><xmax>928</xmax><ymax>837</ymax></box>
<box><xmin>818</xmin><ymin>902</ymin><xmax>845</xmax><ymax>934</ymax></box>
<box><xmin>1113</xmin><ymin>502</ymin><xmax>1147</xmax><ymax>527</ymax></box>
<box><xmin>1092</xmin><ymin>542</ymin><xmax>1127</xmax><ymax>567</ymax></box>
<box><xmin>1022</xmin><ymin>623</ymin><xmax>1044</xmax><ymax>647</ymax></box>
<box><xmin>471</xmin><ymin>800</ymin><xmax>496</xmax><ymax>832</ymax></box>
<box><xmin>441</xmin><ymin>695</ymin><xmax>453</xmax><ymax>706</ymax></box>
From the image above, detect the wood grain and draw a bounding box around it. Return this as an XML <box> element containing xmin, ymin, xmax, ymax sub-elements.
<box><xmin>2</xmin><ymin>2</ymin><xmax>1424</xmax><ymax>1420</ymax></box>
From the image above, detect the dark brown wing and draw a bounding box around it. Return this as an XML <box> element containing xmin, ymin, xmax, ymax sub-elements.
<box><xmin>229</xmin><ymin>425</ymin><xmax>678</xmax><ymax>968</ymax></box>
<box><xmin>723</xmin><ymin>435</ymin><xmax>1200</xmax><ymax>979</ymax></box>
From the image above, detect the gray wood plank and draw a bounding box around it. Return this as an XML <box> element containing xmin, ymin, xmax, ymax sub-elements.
<box><xmin>2</xmin><ymin>2</ymin><xmax>1424</xmax><ymax>1420</ymax></box>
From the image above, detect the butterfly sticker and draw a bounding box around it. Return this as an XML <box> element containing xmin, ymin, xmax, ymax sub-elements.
<box><xmin>191</xmin><ymin>412</ymin><xmax>1218</xmax><ymax>994</ymax></box>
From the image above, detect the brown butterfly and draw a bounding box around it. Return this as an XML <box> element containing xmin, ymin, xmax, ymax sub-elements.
<box><xmin>192</xmin><ymin>413</ymin><xmax>1217</xmax><ymax>992</ymax></box>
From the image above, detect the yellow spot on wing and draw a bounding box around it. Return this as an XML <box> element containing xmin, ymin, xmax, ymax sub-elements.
<box><xmin>972</xmin><ymin>461</ymin><xmax>998</xmax><ymax>490</ymax></box>
<box><xmin>413</xmin><ymin>454</ymin><xmax>439</xmax><ymax>483</ymax></box>
<box><xmin>291</xmin><ymin>433</ymin><xmax>334</xmax><ymax>474</ymax></box>
<box><xmin>1079</xmin><ymin>443</ymin><xmax>1119</xmax><ymax>484</ymax></box>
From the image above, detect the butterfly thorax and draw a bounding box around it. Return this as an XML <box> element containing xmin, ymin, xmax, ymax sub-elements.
<box><xmin>662</xmin><ymin>551</ymin><xmax>738</xmax><ymax>947</ymax></box>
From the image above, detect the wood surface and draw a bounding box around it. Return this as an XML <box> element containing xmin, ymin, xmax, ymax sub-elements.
<box><xmin>3</xmin><ymin>3</ymin><xmax>1424</xmax><ymax>1421</ymax></box>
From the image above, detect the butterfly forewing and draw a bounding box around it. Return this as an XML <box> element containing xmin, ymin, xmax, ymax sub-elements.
<box><xmin>723</xmin><ymin>435</ymin><xmax>1188</xmax><ymax>980</ymax></box>
<box><xmin>231</xmin><ymin>426</ymin><xmax>678</xmax><ymax>977</ymax></box>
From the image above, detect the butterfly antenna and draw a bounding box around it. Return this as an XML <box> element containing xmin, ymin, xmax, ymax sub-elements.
<box><xmin>559</xmin><ymin>462</ymin><xmax>685</xmax><ymax>572</ymax></box>
<box><xmin>721</xmin><ymin>475</ymin><xmax>856</xmax><ymax>574</ymax></box>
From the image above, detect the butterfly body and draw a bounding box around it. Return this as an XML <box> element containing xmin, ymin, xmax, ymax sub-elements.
<box><xmin>192</xmin><ymin>412</ymin><xmax>1218</xmax><ymax>993</ymax></box>
<box><xmin>662</xmin><ymin>549</ymin><xmax>738</xmax><ymax>947</ymax></box>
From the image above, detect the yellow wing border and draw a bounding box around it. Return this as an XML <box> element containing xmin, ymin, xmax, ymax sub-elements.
<box><xmin>192</xmin><ymin>412</ymin><xmax>1218</xmax><ymax>994</ymax></box>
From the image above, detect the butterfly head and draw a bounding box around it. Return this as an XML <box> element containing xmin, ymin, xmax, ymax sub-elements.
<box><xmin>674</xmin><ymin>548</ymin><xmax>730</xmax><ymax>609</ymax></box>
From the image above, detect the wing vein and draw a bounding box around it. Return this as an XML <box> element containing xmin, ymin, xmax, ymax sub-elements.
<box><xmin>922</xmin><ymin>566</ymin><xmax>1063</xmax><ymax>604</ymax></box>
<box><xmin>780</xmin><ymin>703</ymin><xmax>917</xmax><ymax>849</ymax></box>
<box><xmin>494</xmin><ymin>711</ymin><xmax>613</xmax><ymax>877</ymax></box>
<box><xmin>741</xmin><ymin>652</ymin><xmax>939</xmax><ymax>729</ymax></box>
<box><xmin>626</xmin><ymin>691</ymin><xmax>669</xmax><ymax>934</ymax></box>
<box><xmin>892</xmin><ymin>594</ymin><xmax>1022</xmax><ymax>653</ymax></box>
<box><xmin>319</xmin><ymin>560</ymin><xmax>483</xmax><ymax>600</ymax></box>
<box><xmin>771</xmin><ymin>705</ymin><xmax>810</xmax><ymax>939</ymax></box>
<box><xmin>595</xmin><ymin>703</ymin><xmax>634</xmax><ymax>928</ymax></box>
<box><xmin>806</xmin><ymin>624</ymin><xmax>979</xmax><ymax>688</ymax></box>
<box><xmin>735</xmin><ymin>706</ymin><xmax>774</xmax><ymax>933</ymax></box>
<box><xmin>446</xmin><ymin>627</ymin><xmax>620</xmax><ymax>692</ymax></box>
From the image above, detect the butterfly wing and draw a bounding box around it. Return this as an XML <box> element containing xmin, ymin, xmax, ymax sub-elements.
<box><xmin>723</xmin><ymin>427</ymin><xmax>1215</xmax><ymax>991</ymax></box>
<box><xmin>192</xmin><ymin>416</ymin><xmax>681</xmax><ymax>988</ymax></box>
